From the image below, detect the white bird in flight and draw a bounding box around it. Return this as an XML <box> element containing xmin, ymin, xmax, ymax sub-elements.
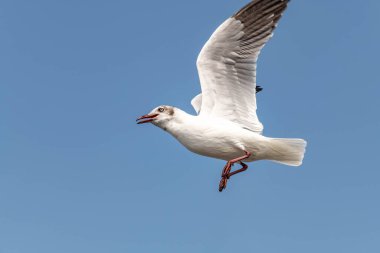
<box><xmin>137</xmin><ymin>0</ymin><xmax>307</xmax><ymax>192</ymax></box>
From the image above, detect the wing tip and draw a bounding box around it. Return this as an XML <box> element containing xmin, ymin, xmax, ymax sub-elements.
<box><xmin>233</xmin><ymin>0</ymin><xmax>290</xmax><ymax>20</ymax></box>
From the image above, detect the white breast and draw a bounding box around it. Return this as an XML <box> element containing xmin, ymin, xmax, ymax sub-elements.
<box><xmin>167</xmin><ymin>116</ymin><xmax>268</xmax><ymax>161</ymax></box>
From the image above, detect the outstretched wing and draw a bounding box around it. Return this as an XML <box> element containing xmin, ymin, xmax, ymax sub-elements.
<box><xmin>196</xmin><ymin>0</ymin><xmax>289</xmax><ymax>133</ymax></box>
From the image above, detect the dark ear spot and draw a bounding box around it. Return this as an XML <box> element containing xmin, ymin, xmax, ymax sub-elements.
<box><xmin>166</xmin><ymin>107</ymin><xmax>174</xmax><ymax>116</ymax></box>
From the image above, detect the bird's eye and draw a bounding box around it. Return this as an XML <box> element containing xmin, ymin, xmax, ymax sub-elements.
<box><xmin>158</xmin><ymin>107</ymin><xmax>165</xmax><ymax>112</ymax></box>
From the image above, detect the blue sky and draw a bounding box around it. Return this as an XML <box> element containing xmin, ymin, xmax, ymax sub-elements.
<box><xmin>1</xmin><ymin>0</ymin><xmax>380</xmax><ymax>252</ymax></box>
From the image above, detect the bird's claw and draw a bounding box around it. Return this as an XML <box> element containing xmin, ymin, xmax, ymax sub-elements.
<box><xmin>218</xmin><ymin>152</ymin><xmax>251</xmax><ymax>192</ymax></box>
<box><xmin>219</xmin><ymin>176</ymin><xmax>228</xmax><ymax>192</ymax></box>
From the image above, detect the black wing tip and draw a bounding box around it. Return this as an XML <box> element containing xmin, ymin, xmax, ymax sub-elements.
<box><xmin>233</xmin><ymin>0</ymin><xmax>290</xmax><ymax>19</ymax></box>
<box><xmin>256</xmin><ymin>86</ymin><xmax>263</xmax><ymax>93</ymax></box>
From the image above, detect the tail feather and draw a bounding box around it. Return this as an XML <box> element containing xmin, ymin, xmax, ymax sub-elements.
<box><xmin>266</xmin><ymin>138</ymin><xmax>307</xmax><ymax>166</ymax></box>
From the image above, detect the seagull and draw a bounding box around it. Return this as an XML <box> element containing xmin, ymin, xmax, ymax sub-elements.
<box><xmin>137</xmin><ymin>0</ymin><xmax>306</xmax><ymax>192</ymax></box>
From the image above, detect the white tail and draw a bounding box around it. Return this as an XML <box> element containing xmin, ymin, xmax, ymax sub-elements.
<box><xmin>266</xmin><ymin>138</ymin><xmax>307</xmax><ymax>166</ymax></box>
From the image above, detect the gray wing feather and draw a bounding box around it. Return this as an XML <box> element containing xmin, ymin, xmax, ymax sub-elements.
<box><xmin>196</xmin><ymin>0</ymin><xmax>289</xmax><ymax>133</ymax></box>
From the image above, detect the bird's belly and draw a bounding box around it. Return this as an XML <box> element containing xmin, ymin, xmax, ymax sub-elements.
<box><xmin>180</xmin><ymin>137</ymin><xmax>241</xmax><ymax>160</ymax></box>
<box><xmin>173</xmin><ymin>128</ymin><xmax>263</xmax><ymax>161</ymax></box>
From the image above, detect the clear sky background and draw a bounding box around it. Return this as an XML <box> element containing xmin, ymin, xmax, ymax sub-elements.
<box><xmin>1</xmin><ymin>0</ymin><xmax>380</xmax><ymax>252</ymax></box>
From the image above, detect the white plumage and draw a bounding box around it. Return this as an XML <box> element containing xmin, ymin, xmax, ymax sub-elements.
<box><xmin>137</xmin><ymin>0</ymin><xmax>307</xmax><ymax>191</ymax></box>
<box><xmin>196</xmin><ymin>17</ymin><xmax>263</xmax><ymax>133</ymax></box>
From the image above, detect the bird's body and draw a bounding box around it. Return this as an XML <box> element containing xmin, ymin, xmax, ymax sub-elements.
<box><xmin>154</xmin><ymin>107</ymin><xmax>306</xmax><ymax>165</ymax></box>
<box><xmin>157</xmin><ymin>109</ymin><xmax>262</xmax><ymax>161</ymax></box>
<box><xmin>137</xmin><ymin>0</ymin><xmax>307</xmax><ymax>191</ymax></box>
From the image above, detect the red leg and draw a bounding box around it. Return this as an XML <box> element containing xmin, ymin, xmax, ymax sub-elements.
<box><xmin>228</xmin><ymin>162</ymin><xmax>248</xmax><ymax>178</ymax></box>
<box><xmin>219</xmin><ymin>151</ymin><xmax>251</xmax><ymax>192</ymax></box>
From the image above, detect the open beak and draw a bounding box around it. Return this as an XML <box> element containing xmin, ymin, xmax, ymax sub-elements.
<box><xmin>136</xmin><ymin>114</ymin><xmax>159</xmax><ymax>124</ymax></box>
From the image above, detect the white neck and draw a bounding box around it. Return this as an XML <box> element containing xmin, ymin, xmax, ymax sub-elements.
<box><xmin>155</xmin><ymin>108</ymin><xmax>195</xmax><ymax>137</ymax></box>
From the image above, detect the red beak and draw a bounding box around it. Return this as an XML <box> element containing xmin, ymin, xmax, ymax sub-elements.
<box><xmin>136</xmin><ymin>114</ymin><xmax>159</xmax><ymax>124</ymax></box>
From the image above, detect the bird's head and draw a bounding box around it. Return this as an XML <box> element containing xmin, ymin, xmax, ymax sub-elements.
<box><xmin>136</xmin><ymin>105</ymin><xmax>176</xmax><ymax>128</ymax></box>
